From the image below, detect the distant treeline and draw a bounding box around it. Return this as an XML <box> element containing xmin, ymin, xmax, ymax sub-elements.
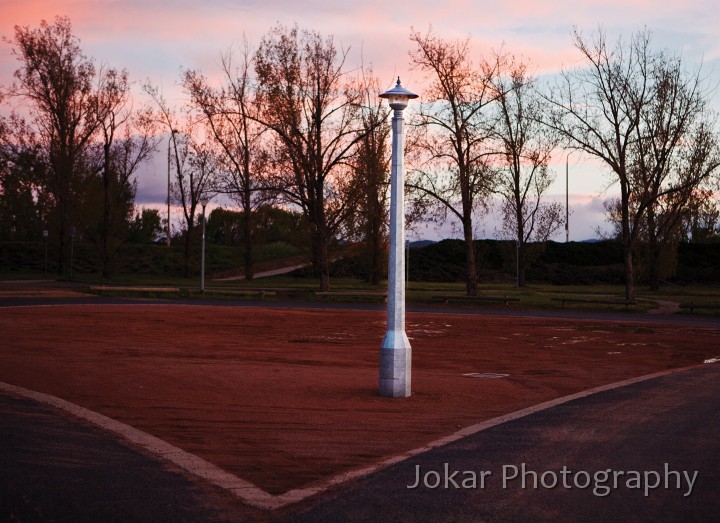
<box><xmin>3</xmin><ymin>237</ymin><xmax>719</xmax><ymax>286</ymax></box>
<box><xmin>400</xmin><ymin>240</ymin><xmax>720</xmax><ymax>286</ymax></box>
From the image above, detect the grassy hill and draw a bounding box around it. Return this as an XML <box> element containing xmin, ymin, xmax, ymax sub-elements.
<box><xmin>2</xmin><ymin>237</ymin><xmax>719</xmax><ymax>287</ymax></box>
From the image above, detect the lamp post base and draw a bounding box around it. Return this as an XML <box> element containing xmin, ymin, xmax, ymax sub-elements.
<box><xmin>379</xmin><ymin>332</ymin><xmax>412</xmax><ymax>398</ymax></box>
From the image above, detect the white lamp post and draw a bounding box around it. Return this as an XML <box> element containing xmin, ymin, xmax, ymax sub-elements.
<box><xmin>378</xmin><ymin>78</ymin><xmax>418</xmax><ymax>398</ymax></box>
<box><xmin>200</xmin><ymin>196</ymin><xmax>210</xmax><ymax>293</ymax></box>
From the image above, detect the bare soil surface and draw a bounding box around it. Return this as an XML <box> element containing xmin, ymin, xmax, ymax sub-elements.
<box><xmin>1</xmin><ymin>304</ymin><xmax>717</xmax><ymax>495</ymax></box>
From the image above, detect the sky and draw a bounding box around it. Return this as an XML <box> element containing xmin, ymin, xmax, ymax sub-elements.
<box><xmin>1</xmin><ymin>0</ymin><xmax>718</xmax><ymax>241</ymax></box>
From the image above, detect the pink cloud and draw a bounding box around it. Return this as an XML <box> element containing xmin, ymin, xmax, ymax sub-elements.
<box><xmin>2</xmin><ymin>0</ymin><xmax>716</xmax><ymax>233</ymax></box>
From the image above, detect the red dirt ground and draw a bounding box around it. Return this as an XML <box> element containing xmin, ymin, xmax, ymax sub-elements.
<box><xmin>1</xmin><ymin>304</ymin><xmax>717</xmax><ymax>495</ymax></box>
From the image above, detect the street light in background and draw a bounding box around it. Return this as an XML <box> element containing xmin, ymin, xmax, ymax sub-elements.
<box><xmin>566</xmin><ymin>151</ymin><xmax>572</xmax><ymax>243</ymax></box>
<box><xmin>167</xmin><ymin>130</ymin><xmax>178</xmax><ymax>247</ymax></box>
<box><xmin>378</xmin><ymin>78</ymin><xmax>418</xmax><ymax>398</ymax></box>
<box><xmin>200</xmin><ymin>196</ymin><xmax>210</xmax><ymax>293</ymax></box>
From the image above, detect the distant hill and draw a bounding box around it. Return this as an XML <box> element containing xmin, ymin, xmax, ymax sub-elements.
<box><xmin>408</xmin><ymin>240</ymin><xmax>437</xmax><ymax>249</ymax></box>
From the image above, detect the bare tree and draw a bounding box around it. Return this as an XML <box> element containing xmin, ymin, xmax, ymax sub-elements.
<box><xmin>78</xmin><ymin>74</ymin><xmax>159</xmax><ymax>277</ymax></box>
<box><xmin>632</xmin><ymin>72</ymin><xmax>720</xmax><ymax>289</ymax></box>
<box><xmin>682</xmin><ymin>188</ymin><xmax>720</xmax><ymax>242</ymax></box>
<box><xmin>407</xmin><ymin>29</ymin><xmax>498</xmax><ymax>296</ymax></box>
<box><xmin>253</xmin><ymin>24</ymin><xmax>367</xmax><ymax>291</ymax></box>
<box><xmin>183</xmin><ymin>39</ymin><xmax>269</xmax><ymax>280</ymax></box>
<box><xmin>144</xmin><ymin>85</ymin><xmax>218</xmax><ymax>276</ymax></box>
<box><xmin>6</xmin><ymin>16</ymin><xmax>127</xmax><ymax>274</ymax></box>
<box><xmin>615</xmin><ymin>121</ymin><xmax>720</xmax><ymax>288</ymax></box>
<box><xmin>345</xmin><ymin>71</ymin><xmax>391</xmax><ymax>285</ymax></box>
<box><xmin>491</xmin><ymin>57</ymin><xmax>562</xmax><ymax>286</ymax></box>
<box><xmin>0</xmin><ymin>112</ymin><xmax>52</xmax><ymax>243</ymax></box>
<box><xmin>544</xmin><ymin>27</ymin><xmax>719</xmax><ymax>302</ymax></box>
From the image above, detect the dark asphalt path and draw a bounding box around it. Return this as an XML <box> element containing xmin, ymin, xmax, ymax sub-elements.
<box><xmin>0</xmin><ymin>393</ymin><xmax>265</xmax><ymax>523</ymax></box>
<box><xmin>2</xmin><ymin>294</ymin><xmax>719</xmax><ymax>329</ymax></box>
<box><xmin>2</xmin><ymin>278</ymin><xmax>720</xmax><ymax>329</ymax></box>
<box><xmin>1</xmin><ymin>366</ymin><xmax>719</xmax><ymax>522</ymax></box>
<box><xmin>275</xmin><ymin>365</ymin><xmax>720</xmax><ymax>523</ymax></box>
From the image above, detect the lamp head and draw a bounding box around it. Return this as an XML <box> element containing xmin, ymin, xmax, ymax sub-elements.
<box><xmin>379</xmin><ymin>77</ymin><xmax>418</xmax><ymax>111</ymax></box>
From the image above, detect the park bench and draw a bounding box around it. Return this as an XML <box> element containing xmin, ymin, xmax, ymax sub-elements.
<box><xmin>679</xmin><ymin>303</ymin><xmax>720</xmax><ymax>313</ymax></box>
<box><xmin>551</xmin><ymin>297</ymin><xmax>631</xmax><ymax>308</ymax></box>
<box><xmin>255</xmin><ymin>287</ymin><xmax>312</xmax><ymax>299</ymax></box>
<box><xmin>201</xmin><ymin>288</ymin><xmax>274</xmax><ymax>298</ymax></box>
<box><xmin>432</xmin><ymin>295</ymin><xmax>520</xmax><ymax>306</ymax></box>
<box><xmin>89</xmin><ymin>285</ymin><xmax>180</xmax><ymax>296</ymax></box>
<box><xmin>315</xmin><ymin>291</ymin><xmax>388</xmax><ymax>302</ymax></box>
<box><xmin>202</xmin><ymin>287</ymin><xmax>313</xmax><ymax>299</ymax></box>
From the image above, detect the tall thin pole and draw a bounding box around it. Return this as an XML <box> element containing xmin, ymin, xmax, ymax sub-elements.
<box><xmin>566</xmin><ymin>152</ymin><xmax>571</xmax><ymax>243</ymax></box>
<box><xmin>379</xmin><ymin>104</ymin><xmax>412</xmax><ymax>397</ymax></box>
<box><xmin>378</xmin><ymin>78</ymin><xmax>416</xmax><ymax>399</ymax></box>
<box><xmin>166</xmin><ymin>133</ymin><xmax>172</xmax><ymax>247</ymax></box>
<box><xmin>200</xmin><ymin>203</ymin><xmax>207</xmax><ymax>292</ymax></box>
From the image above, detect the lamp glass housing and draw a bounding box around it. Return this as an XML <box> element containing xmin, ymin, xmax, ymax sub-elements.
<box><xmin>379</xmin><ymin>77</ymin><xmax>418</xmax><ymax>111</ymax></box>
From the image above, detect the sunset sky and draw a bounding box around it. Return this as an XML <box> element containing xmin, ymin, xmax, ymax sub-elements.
<box><xmin>1</xmin><ymin>0</ymin><xmax>718</xmax><ymax>240</ymax></box>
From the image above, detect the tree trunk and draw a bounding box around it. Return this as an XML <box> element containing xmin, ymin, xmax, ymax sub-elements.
<box><xmin>368</xmin><ymin>220</ymin><xmax>383</xmax><ymax>286</ymax></box>
<box><xmin>57</xmin><ymin>212</ymin><xmax>66</xmax><ymax>275</ymax></box>
<box><xmin>320</xmin><ymin>256</ymin><xmax>330</xmax><ymax>291</ymax></box>
<box><xmin>366</xmin><ymin>175</ymin><xmax>384</xmax><ymax>286</ymax></box>
<box><xmin>310</xmin><ymin>175</ymin><xmax>331</xmax><ymax>291</ymax></box>
<box><xmin>517</xmin><ymin>240</ymin><xmax>526</xmax><ymax>287</ymax></box>
<box><xmin>620</xmin><ymin>187</ymin><xmax>636</xmax><ymax>304</ymax></box>
<box><xmin>623</xmin><ymin>243</ymin><xmax>636</xmax><ymax>303</ymax></box>
<box><xmin>56</xmin><ymin>174</ymin><xmax>71</xmax><ymax>275</ymax></box>
<box><xmin>243</xmin><ymin>195</ymin><xmax>254</xmax><ymax>281</ymax></box>
<box><xmin>309</xmin><ymin>225</ymin><xmax>331</xmax><ymax>291</ymax></box>
<box><xmin>243</xmin><ymin>239</ymin><xmax>254</xmax><ymax>281</ymax></box>
<box><xmin>646</xmin><ymin>209</ymin><xmax>661</xmax><ymax>291</ymax></box>
<box><xmin>648</xmin><ymin>245</ymin><xmax>661</xmax><ymax>292</ymax></box>
<box><xmin>515</xmin><ymin>198</ymin><xmax>527</xmax><ymax>288</ymax></box>
<box><xmin>102</xmin><ymin>143</ymin><xmax>111</xmax><ymax>278</ymax></box>
<box><xmin>183</xmin><ymin>223</ymin><xmax>193</xmax><ymax>278</ymax></box>
<box><xmin>462</xmin><ymin>217</ymin><xmax>478</xmax><ymax>296</ymax></box>
<box><xmin>317</xmin><ymin>234</ymin><xmax>331</xmax><ymax>292</ymax></box>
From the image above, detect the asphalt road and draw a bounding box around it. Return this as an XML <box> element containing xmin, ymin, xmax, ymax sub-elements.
<box><xmin>1</xmin><ymin>365</ymin><xmax>718</xmax><ymax>522</ymax></box>
<box><xmin>0</xmin><ymin>393</ymin><xmax>264</xmax><ymax>523</ymax></box>
<box><xmin>0</xmin><ymin>279</ymin><xmax>718</xmax><ymax>328</ymax></box>
<box><xmin>275</xmin><ymin>365</ymin><xmax>720</xmax><ymax>522</ymax></box>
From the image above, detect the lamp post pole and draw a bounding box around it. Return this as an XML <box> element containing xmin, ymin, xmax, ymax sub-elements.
<box><xmin>378</xmin><ymin>78</ymin><xmax>417</xmax><ymax>398</ymax></box>
<box><xmin>200</xmin><ymin>197</ymin><xmax>209</xmax><ymax>293</ymax></box>
<box><xmin>566</xmin><ymin>151</ymin><xmax>571</xmax><ymax>243</ymax></box>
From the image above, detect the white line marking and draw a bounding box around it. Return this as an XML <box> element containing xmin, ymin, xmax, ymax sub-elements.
<box><xmin>0</xmin><ymin>382</ymin><xmax>277</xmax><ymax>510</ymax></box>
<box><xmin>0</xmin><ymin>366</ymin><xmax>706</xmax><ymax>510</ymax></box>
